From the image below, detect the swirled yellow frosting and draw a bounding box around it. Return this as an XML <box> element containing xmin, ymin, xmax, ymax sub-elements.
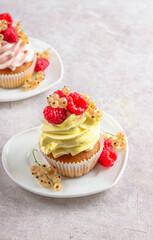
<box><xmin>39</xmin><ymin>114</ymin><xmax>100</xmax><ymax>158</ymax></box>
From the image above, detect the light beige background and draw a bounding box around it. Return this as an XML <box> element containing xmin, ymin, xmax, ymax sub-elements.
<box><xmin>0</xmin><ymin>0</ymin><xmax>152</xmax><ymax>239</ymax></box>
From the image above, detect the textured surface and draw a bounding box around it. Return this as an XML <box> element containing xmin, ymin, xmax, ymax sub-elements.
<box><xmin>0</xmin><ymin>0</ymin><xmax>153</xmax><ymax>239</ymax></box>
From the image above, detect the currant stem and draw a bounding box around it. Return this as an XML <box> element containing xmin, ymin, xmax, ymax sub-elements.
<box><xmin>32</xmin><ymin>148</ymin><xmax>55</xmax><ymax>185</ymax></box>
<box><xmin>101</xmin><ymin>130</ymin><xmax>117</xmax><ymax>137</ymax></box>
<box><xmin>46</xmin><ymin>48</ymin><xmax>51</xmax><ymax>52</ymax></box>
<box><xmin>32</xmin><ymin>149</ymin><xmax>40</xmax><ymax>166</ymax></box>
<box><xmin>45</xmin><ymin>173</ymin><xmax>55</xmax><ymax>185</ymax></box>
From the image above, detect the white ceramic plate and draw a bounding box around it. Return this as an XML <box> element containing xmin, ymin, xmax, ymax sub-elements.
<box><xmin>2</xmin><ymin>112</ymin><xmax>128</xmax><ymax>198</ymax></box>
<box><xmin>0</xmin><ymin>37</ymin><xmax>64</xmax><ymax>102</ymax></box>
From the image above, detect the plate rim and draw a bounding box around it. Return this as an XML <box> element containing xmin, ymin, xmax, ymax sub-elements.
<box><xmin>0</xmin><ymin>37</ymin><xmax>64</xmax><ymax>102</ymax></box>
<box><xmin>1</xmin><ymin>112</ymin><xmax>129</xmax><ymax>198</ymax></box>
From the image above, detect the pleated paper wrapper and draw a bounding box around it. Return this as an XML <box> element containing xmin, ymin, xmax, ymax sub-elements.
<box><xmin>0</xmin><ymin>56</ymin><xmax>36</xmax><ymax>89</ymax></box>
<box><xmin>40</xmin><ymin>135</ymin><xmax>104</xmax><ymax>178</ymax></box>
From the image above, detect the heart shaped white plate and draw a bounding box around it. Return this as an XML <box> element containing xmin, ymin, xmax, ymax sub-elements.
<box><xmin>2</xmin><ymin>112</ymin><xmax>128</xmax><ymax>198</ymax></box>
<box><xmin>0</xmin><ymin>37</ymin><xmax>64</xmax><ymax>102</ymax></box>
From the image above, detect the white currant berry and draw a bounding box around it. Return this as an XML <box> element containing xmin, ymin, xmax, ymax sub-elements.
<box><xmin>96</xmin><ymin>110</ymin><xmax>103</xmax><ymax>118</ymax></box>
<box><xmin>47</xmin><ymin>166</ymin><xmax>56</xmax><ymax>175</ymax></box>
<box><xmin>31</xmin><ymin>165</ymin><xmax>39</xmax><ymax>175</ymax></box>
<box><xmin>51</xmin><ymin>100</ymin><xmax>59</xmax><ymax>108</ymax></box>
<box><xmin>58</xmin><ymin>97</ymin><xmax>67</xmax><ymax>108</ymax></box>
<box><xmin>88</xmin><ymin>109</ymin><xmax>96</xmax><ymax>119</ymax></box>
<box><xmin>0</xmin><ymin>34</ymin><xmax>4</xmax><ymax>40</ymax></box>
<box><xmin>53</xmin><ymin>175</ymin><xmax>61</xmax><ymax>183</ymax></box>
<box><xmin>40</xmin><ymin>164</ymin><xmax>48</xmax><ymax>173</ymax></box>
<box><xmin>62</xmin><ymin>86</ymin><xmax>71</xmax><ymax>96</ymax></box>
<box><xmin>51</xmin><ymin>93</ymin><xmax>59</xmax><ymax>101</ymax></box>
<box><xmin>90</xmin><ymin>102</ymin><xmax>97</xmax><ymax>110</ymax></box>
<box><xmin>83</xmin><ymin>94</ymin><xmax>90</xmax><ymax>102</ymax></box>
<box><xmin>54</xmin><ymin>183</ymin><xmax>62</xmax><ymax>191</ymax></box>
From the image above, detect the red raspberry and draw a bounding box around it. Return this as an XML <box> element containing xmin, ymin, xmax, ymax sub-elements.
<box><xmin>54</xmin><ymin>90</ymin><xmax>66</xmax><ymax>98</ymax></box>
<box><xmin>0</xmin><ymin>13</ymin><xmax>13</xmax><ymax>28</ymax></box>
<box><xmin>3</xmin><ymin>27</ymin><xmax>18</xmax><ymax>43</ymax></box>
<box><xmin>43</xmin><ymin>106</ymin><xmax>67</xmax><ymax>124</ymax></box>
<box><xmin>98</xmin><ymin>147</ymin><xmax>117</xmax><ymax>167</ymax></box>
<box><xmin>34</xmin><ymin>58</ymin><xmax>50</xmax><ymax>72</ymax></box>
<box><xmin>104</xmin><ymin>139</ymin><xmax>112</xmax><ymax>148</ymax></box>
<box><xmin>67</xmin><ymin>92</ymin><xmax>88</xmax><ymax>115</ymax></box>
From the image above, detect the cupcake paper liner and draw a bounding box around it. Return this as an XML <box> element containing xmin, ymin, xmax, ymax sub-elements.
<box><xmin>0</xmin><ymin>56</ymin><xmax>36</xmax><ymax>89</ymax></box>
<box><xmin>40</xmin><ymin>135</ymin><xmax>104</xmax><ymax>178</ymax></box>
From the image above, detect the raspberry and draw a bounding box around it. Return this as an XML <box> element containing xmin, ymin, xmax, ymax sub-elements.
<box><xmin>98</xmin><ymin>138</ymin><xmax>117</xmax><ymax>167</ymax></box>
<box><xmin>104</xmin><ymin>139</ymin><xmax>112</xmax><ymax>148</ymax></box>
<box><xmin>34</xmin><ymin>58</ymin><xmax>50</xmax><ymax>72</ymax></box>
<box><xmin>67</xmin><ymin>92</ymin><xmax>88</xmax><ymax>115</ymax></box>
<box><xmin>98</xmin><ymin>147</ymin><xmax>117</xmax><ymax>167</ymax></box>
<box><xmin>43</xmin><ymin>106</ymin><xmax>67</xmax><ymax>124</ymax></box>
<box><xmin>3</xmin><ymin>26</ymin><xmax>18</xmax><ymax>43</ymax></box>
<box><xmin>54</xmin><ymin>90</ymin><xmax>66</xmax><ymax>98</ymax></box>
<box><xmin>0</xmin><ymin>13</ymin><xmax>13</xmax><ymax>28</ymax></box>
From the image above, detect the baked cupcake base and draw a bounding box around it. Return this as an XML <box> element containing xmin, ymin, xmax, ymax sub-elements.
<box><xmin>40</xmin><ymin>135</ymin><xmax>104</xmax><ymax>178</ymax></box>
<box><xmin>0</xmin><ymin>57</ymin><xmax>36</xmax><ymax>89</ymax></box>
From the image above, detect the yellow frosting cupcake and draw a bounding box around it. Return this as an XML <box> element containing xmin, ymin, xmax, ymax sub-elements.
<box><xmin>39</xmin><ymin>87</ymin><xmax>104</xmax><ymax>177</ymax></box>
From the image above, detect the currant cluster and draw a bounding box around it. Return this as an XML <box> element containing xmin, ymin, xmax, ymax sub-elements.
<box><xmin>24</xmin><ymin>48</ymin><xmax>50</xmax><ymax>91</ymax></box>
<box><xmin>35</xmin><ymin>50</ymin><xmax>50</xmax><ymax>60</ymax></box>
<box><xmin>31</xmin><ymin>149</ymin><xmax>62</xmax><ymax>191</ymax></box>
<box><xmin>47</xmin><ymin>86</ymin><xmax>71</xmax><ymax>108</ymax></box>
<box><xmin>15</xmin><ymin>21</ymin><xmax>29</xmax><ymax>45</ymax></box>
<box><xmin>83</xmin><ymin>94</ymin><xmax>103</xmax><ymax>119</ymax></box>
<box><xmin>102</xmin><ymin>131</ymin><xmax>126</xmax><ymax>150</ymax></box>
<box><xmin>25</xmin><ymin>71</ymin><xmax>45</xmax><ymax>90</ymax></box>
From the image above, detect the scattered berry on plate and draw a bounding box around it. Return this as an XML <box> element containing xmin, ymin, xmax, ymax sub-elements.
<box><xmin>54</xmin><ymin>183</ymin><xmax>62</xmax><ymax>191</ymax></box>
<box><xmin>34</xmin><ymin>58</ymin><xmax>50</xmax><ymax>72</ymax></box>
<box><xmin>104</xmin><ymin>139</ymin><xmax>112</xmax><ymax>148</ymax></box>
<box><xmin>31</xmin><ymin>149</ymin><xmax>62</xmax><ymax>191</ymax></box>
<box><xmin>53</xmin><ymin>175</ymin><xmax>61</xmax><ymax>184</ymax></box>
<box><xmin>98</xmin><ymin>145</ymin><xmax>117</xmax><ymax>167</ymax></box>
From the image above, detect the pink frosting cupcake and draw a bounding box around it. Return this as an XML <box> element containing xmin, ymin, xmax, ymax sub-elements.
<box><xmin>0</xmin><ymin>13</ymin><xmax>36</xmax><ymax>88</ymax></box>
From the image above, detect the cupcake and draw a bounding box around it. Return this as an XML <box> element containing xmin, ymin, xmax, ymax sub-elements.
<box><xmin>39</xmin><ymin>87</ymin><xmax>104</xmax><ymax>178</ymax></box>
<box><xmin>0</xmin><ymin>13</ymin><xmax>36</xmax><ymax>89</ymax></box>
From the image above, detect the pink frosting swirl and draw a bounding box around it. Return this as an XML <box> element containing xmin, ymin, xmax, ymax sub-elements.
<box><xmin>0</xmin><ymin>40</ymin><xmax>34</xmax><ymax>71</ymax></box>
